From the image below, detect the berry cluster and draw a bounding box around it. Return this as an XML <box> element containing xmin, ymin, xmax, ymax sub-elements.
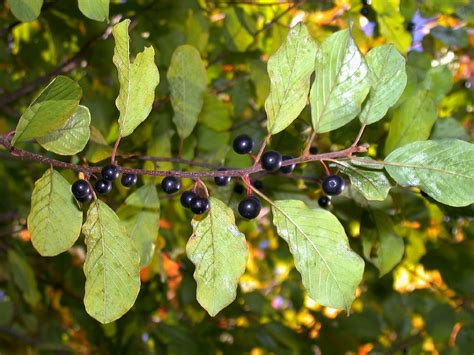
<box><xmin>71</xmin><ymin>165</ymin><xmax>138</xmax><ymax>203</ymax></box>
<box><xmin>71</xmin><ymin>134</ymin><xmax>347</xmax><ymax>219</ymax></box>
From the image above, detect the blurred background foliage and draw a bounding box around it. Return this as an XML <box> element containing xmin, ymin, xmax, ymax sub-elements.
<box><xmin>0</xmin><ymin>0</ymin><xmax>473</xmax><ymax>353</ymax></box>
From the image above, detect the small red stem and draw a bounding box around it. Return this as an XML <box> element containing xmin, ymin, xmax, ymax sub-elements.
<box><xmin>111</xmin><ymin>136</ymin><xmax>122</xmax><ymax>165</ymax></box>
<box><xmin>320</xmin><ymin>160</ymin><xmax>331</xmax><ymax>176</ymax></box>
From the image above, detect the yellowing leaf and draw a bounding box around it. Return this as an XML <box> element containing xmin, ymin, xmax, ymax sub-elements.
<box><xmin>113</xmin><ymin>19</ymin><xmax>160</xmax><ymax>138</ymax></box>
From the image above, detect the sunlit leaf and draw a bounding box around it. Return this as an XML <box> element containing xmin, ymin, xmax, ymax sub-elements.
<box><xmin>113</xmin><ymin>19</ymin><xmax>160</xmax><ymax>138</ymax></box>
<box><xmin>12</xmin><ymin>76</ymin><xmax>82</xmax><ymax>145</ymax></box>
<box><xmin>185</xmin><ymin>9</ymin><xmax>209</xmax><ymax>53</ymax></box>
<box><xmin>422</xmin><ymin>65</ymin><xmax>453</xmax><ymax>103</ymax></box>
<box><xmin>167</xmin><ymin>45</ymin><xmax>207</xmax><ymax>139</ymax></box>
<box><xmin>78</xmin><ymin>0</ymin><xmax>109</xmax><ymax>22</ymax></box>
<box><xmin>360</xmin><ymin>45</ymin><xmax>407</xmax><ymax>125</ymax></box>
<box><xmin>310</xmin><ymin>29</ymin><xmax>370</xmax><ymax>133</ymax></box>
<box><xmin>198</xmin><ymin>94</ymin><xmax>231</xmax><ymax>132</ymax></box>
<box><xmin>265</xmin><ymin>23</ymin><xmax>317</xmax><ymax>134</ymax></box>
<box><xmin>272</xmin><ymin>200</ymin><xmax>365</xmax><ymax>311</ymax></box>
<box><xmin>385</xmin><ymin>139</ymin><xmax>474</xmax><ymax>207</ymax></box>
<box><xmin>384</xmin><ymin>90</ymin><xmax>437</xmax><ymax>154</ymax></box>
<box><xmin>36</xmin><ymin>105</ymin><xmax>91</xmax><ymax>155</ymax></box>
<box><xmin>7</xmin><ymin>0</ymin><xmax>43</xmax><ymax>22</ymax></box>
<box><xmin>223</xmin><ymin>7</ymin><xmax>255</xmax><ymax>52</ymax></box>
<box><xmin>186</xmin><ymin>198</ymin><xmax>248</xmax><ymax>316</ymax></box>
<box><xmin>28</xmin><ymin>168</ymin><xmax>82</xmax><ymax>256</ymax></box>
<box><xmin>361</xmin><ymin>210</ymin><xmax>404</xmax><ymax>276</ymax></box>
<box><xmin>82</xmin><ymin>200</ymin><xmax>141</xmax><ymax>324</ymax></box>
<box><xmin>117</xmin><ymin>184</ymin><xmax>160</xmax><ymax>267</ymax></box>
<box><xmin>8</xmin><ymin>250</ymin><xmax>41</xmax><ymax>307</ymax></box>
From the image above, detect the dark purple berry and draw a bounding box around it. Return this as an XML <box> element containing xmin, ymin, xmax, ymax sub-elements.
<box><xmin>214</xmin><ymin>168</ymin><xmax>231</xmax><ymax>186</ymax></box>
<box><xmin>318</xmin><ymin>195</ymin><xmax>330</xmax><ymax>209</ymax></box>
<box><xmin>233</xmin><ymin>134</ymin><xmax>254</xmax><ymax>154</ymax></box>
<box><xmin>101</xmin><ymin>165</ymin><xmax>120</xmax><ymax>181</ymax></box>
<box><xmin>234</xmin><ymin>183</ymin><xmax>244</xmax><ymax>194</ymax></box>
<box><xmin>190</xmin><ymin>197</ymin><xmax>210</xmax><ymax>215</ymax></box>
<box><xmin>77</xmin><ymin>193</ymin><xmax>93</xmax><ymax>204</ymax></box>
<box><xmin>121</xmin><ymin>174</ymin><xmax>137</xmax><ymax>188</ymax></box>
<box><xmin>309</xmin><ymin>147</ymin><xmax>318</xmax><ymax>155</ymax></box>
<box><xmin>238</xmin><ymin>197</ymin><xmax>261</xmax><ymax>219</ymax></box>
<box><xmin>252</xmin><ymin>180</ymin><xmax>263</xmax><ymax>190</ymax></box>
<box><xmin>180</xmin><ymin>190</ymin><xmax>197</xmax><ymax>208</ymax></box>
<box><xmin>261</xmin><ymin>151</ymin><xmax>282</xmax><ymax>172</ymax></box>
<box><xmin>322</xmin><ymin>175</ymin><xmax>345</xmax><ymax>196</ymax></box>
<box><xmin>280</xmin><ymin>155</ymin><xmax>296</xmax><ymax>174</ymax></box>
<box><xmin>161</xmin><ymin>176</ymin><xmax>181</xmax><ymax>194</ymax></box>
<box><xmin>72</xmin><ymin>180</ymin><xmax>91</xmax><ymax>199</ymax></box>
<box><xmin>95</xmin><ymin>179</ymin><xmax>112</xmax><ymax>195</ymax></box>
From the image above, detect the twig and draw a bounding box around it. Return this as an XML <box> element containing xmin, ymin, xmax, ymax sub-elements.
<box><xmin>351</xmin><ymin>123</ymin><xmax>367</xmax><ymax>149</ymax></box>
<box><xmin>111</xmin><ymin>136</ymin><xmax>122</xmax><ymax>164</ymax></box>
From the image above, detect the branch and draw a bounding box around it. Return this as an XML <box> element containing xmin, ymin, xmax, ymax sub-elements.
<box><xmin>0</xmin><ymin>134</ymin><xmax>367</xmax><ymax>179</ymax></box>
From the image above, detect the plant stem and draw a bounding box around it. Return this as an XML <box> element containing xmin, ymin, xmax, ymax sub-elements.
<box><xmin>253</xmin><ymin>132</ymin><xmax>272</xmax><ymax>166</ymax></box>
<box><xmin>111</xmin><ymin>136</ymin><xmax>122</xmax><ymax>164</ymax></box>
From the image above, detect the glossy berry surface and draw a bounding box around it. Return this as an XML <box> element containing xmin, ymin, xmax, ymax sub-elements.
<box><xmin>252</xmin><ymin>180</ymin><xmax>263</xmax><ymax>190</ymax></box>
<box><xmin>161</xmin><ymin>176</ymin><xmax>181</xmax><ymax>194</ymax></box>
<box><xmin>71</xmin><ymin>180</ymin><xmax>91</xmax><ymax>199</ymax></box>
<box><xmin>261</xmin><ymin>151</ymin><xmax>282</xmax><ymax>171</ymax></box>
<box><xmin>322</xmin><ymin>175</ymin><xmax>345</xmax><ymax>196</ymax></box>
<box><xmin>309</xmin><ymin>146</ymin><xmax>318</xmax><ymax>155</ymax></box>
<box><xmin>77</xmin><ymin>193</ymin><xmax>93</xmax><ymax>204</ymax></box>
<box><xmin>121</xmin><ymin>173</ymin><xmax>137</xmax><ymax>188</ymax></box>
<box><xmin>280</xmin><ymin>155</ymin><xmax>296</xmax><ymax>174</ymax></box>
<box><xmin>238</xmin><ymin>197</ymin><xmax>261</xmax><ymax>219</ymax></box>
<box><xmin>318</xmin><ymin>196</ymin><xmax>330</xmax><ymax>209</ymax></box>
<box><xmin>180</xmin><ymin>190</ymin><xmax>197</xmax><ymax>208</ymax></box>
<box><xmin>214</xmin><ymin>169</ymin><xmax>231</xmax><ymax>186</ymax></box>
<box><xmin>233</xmin><ymin>134</ymin><xmax>254</xmax><ymax>154</ymax></box>
<box><xmin>94</xmin><ymin>179</ymin><xmax>112</xmax><ymax>195</ymax></box>
<box><xmin>190</xmin><ymin>197</ymin><xmax>210</xmax><ymax>215</ymax></box>
<box><xmin>101</xmin><ymin>165</ymin><xmax>120</xmax><ymax>181</ymax></box>
<box><xmin>234</xmin><ymin>183</ymin><xmax>244</xmax><ymax>194</ymax></box>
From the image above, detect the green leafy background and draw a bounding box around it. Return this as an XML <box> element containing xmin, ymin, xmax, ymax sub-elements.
<box><xmin>0</xmin><ymin>0</ymin><xmax>473</xmax><ymax>353</ymax></box>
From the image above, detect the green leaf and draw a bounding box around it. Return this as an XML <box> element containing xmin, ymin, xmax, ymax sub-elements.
<box><xmin>78</xmin><ymin>0</ymin><xmax>109</xmax><ymax>22</ymax></box>
<box><xmin>8</xmin><ymin>250</ymin><xmax>41</xmax><ymax>307</ymax></box>
<box><xmin>117</xmin><ymin>184</ymin><xmax>160</xmax><ymax>267</ymax></box>
<box><xmin>422</xmin><ymin>65</ymin><xmax>453</xmax><ymax>103</ymax></box>
<box><xmin>12</xmin><ymin>76</ymin><xmax>82</xmax><ymax>145</ymax></box>
<box><xmin>198</xmin><ymin>94</ymin><xmax>232</xmax><ymax>132</ymax></box>
<box><xmin>167</xmin><ymin>45</ymin><xmax>207</xmax><ymax>139</ymax></box>
<box><xmin>223</xmin><ymin>7</ymin><xmax>255</xmax><ymax>52</ymax></box>
<box><xmin>82</xmin><ymin>200</ymin><xmax>141</xmax><ymax>324</ymax></box>
<box><xmin>184</xmin><ymin>9</ymin><xmax>209</xmax><ymax>54</ymax></box>
<box><xmin>361</xmin><ymin>210</ymin><xmax>404</xmax><ymax>276</ymax></box>
<box><xmin>384</xmin><ymin>90</ymin><xmax>437</xmax><ymax>154</ymax></box>
<box><xmin>384</xmin><ymin>139</ymin><xmax>474</xmax><ymax>207</ymax></box>
<box><xmin>36</xmin><ymin>105</ymin><xmax>91</xmax><ymax>155</ymax></box>
<box><xmin>431</xmin><ymin>26</ymin><xmax>469</xmax><ymax>48</ymax></box>
<box><xmin>310</xmin><ymin>29</ymin><xmax>370</xmax><ymax>133</ymax></box>
<box><xmin>249</xmin><ymin>60</ymin><xmax>270</xmax><ymax>109</ymax></box>
<box><xmin>372</xmin><ymin>0</ymin><xmax>412</xmax><ymax>53</ymax></box>
<box><xmin>337</xmin><ymin>162</ymin><xmax>392</xmax><ymax>201</ymax></box>
<box><xmin>360</xmin><ymin>45</ymin><xmax>407</xmax><ymax>125</ymax></box>
<box><xmin>186</xmin><ymin>197</ymin><xmax>248</xmax><ymax>316</ymax></box>
<box><xmin>113</xmin><ymin>19</ymin><xmax>160</xmax><ymax>138</ymax></box>
<box><xmin>431</xmin><ymin>118</ymin><xmax>469</xmax><ymax>141</ymax></box>
<box><xmin>6</xmin><ymin>0</ymin><xmax>43</xmax><ymax>22</ymax></box>
<box><xmin>28</xmin><ymin>168</ymin><xmax>83</xmax><ymax>256</ymax></box>
<box><xmin>271</xmin><ymin>200</ymin><xmax>365</xmax><ymax>311</ymax></box>
<box><xmin>265</xmin><ymin>23</ymin><xmax>317</xmax><ymax>134</ymax></box>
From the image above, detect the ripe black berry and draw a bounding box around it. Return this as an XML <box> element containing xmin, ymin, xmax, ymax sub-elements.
<box><xmin>95</xmin><ymin>179</ymin><xmax>112</xmax><ymax>195</ymax></box>
<box><xmin>233</xmin><ymin>134</ymin><xmax>254</xmax><ymax>155</ymax></box>
<box><xmin>280</xmin><ymin>155</ymin><xmax>296</xmax><ymax>174</ymax></box>
<box><xmin>360</xmin><ymin>5</ymin><xmax>369</xmax><ymax>16</ymax></box>
<box><xmin>318</xmin><ymin>195</ymin><xmax>330</xmax><ymax>209</ymax></box>
<box><xmin>190</xmin><ymin>197</ymin><xmax>210</xmax><ymax>215</ymax></box>
<box><xmin>77</xmin><ymin>193</ymin><xmax>93</xmax><ymax>204</ymax></box>
<box><xmin>238</xmin><ymin>197</ymin><xmax>261</xmax><ymax>219</ymax></box>
<box><xmin>252</xmin><ymin>180</ymin><xmax>263</xmax><ymax>190</ymax></box>
<box><xmin>261</xmin><ymin>151</ymin><xmax>282</xmax><ymax>171</ymax></box>
<box><xmin>234</xmin><ymin>183</ymin><xmax>244</xmax><ymax>194</ymax></box>
<box><xmin>309</xmin><ymin>146</ymin><xmax>318</xmax><ymax>155</ymax></box>
<box><xmin>71</xmin><ymin>180</ymin><xmax>91</xmax><ymax>199</ymax></box>
<box><xmin>161</xmin><ymin>176</ymin><xmax>181</xmax><ymax>194</ymax></box>
<box><xmin>406</xmin><ymin>21</ymin><xmax>415</xmax><ymax>32</ymax></box>
<box><xmin>322</xmin><ymin>175</ymin><xmax>345</xmax><ymax>196</ymax></box>
<box><xmin>121</xmin><ymin>173</ymin><xmax>137</xmax><ymax>188</ymax></box>
<box><xmin>214</xmin><ymin>169</ymin><xmax>231</xmax><ymax>186</ymax></box>
<box><xmin>101</xmin><ymin>165</ymin><xmax>120</xmax><ymax>181</ymax></box>
<box><xmin>180</xmin><ymin>190</ymin><xmax>197</xmax><ymax>208</ymax></box>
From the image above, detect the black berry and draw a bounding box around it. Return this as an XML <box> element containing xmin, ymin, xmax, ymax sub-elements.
<box><xmin>121</xmin><ymin>173</ymin><xmax>137</xmax><ymax>188</ymax></box>
<box><xmin>318</xmin><ymin>196</ymin><xmax>331</xmax><ymax>209</ymax></box>
<box><xmin>261</xmin><ymin>151</ymin><xmax>282</xmax><ymax>171</ymax></box>
<box><xmin>190</xmin><ymin>197</ymin><xmax>210</xmax><ymax>215</ymax></box>
<box><xmin>252</xmin><ymin>180</ymin><xmax>263</xmax><ymax>190</ymax></box>
<box><xmin>233</xmin><ymin>134</ymin><xmax>254</xmax><ymax>154</ymax></box>
<box><xmin>94</xmin><ymin>179</ymin><xmax>112</xmax><ymax>195</ymax></box>
<box><xmin>238</xmin><ymin>197</ymin><xmax>261</xmax><ymax>219</ymax></box>
<box><xmin>180</xmin><ymin>190</ymin><xmax>197</xmax><ymax>208</ymax></box>
<box><xmin>322</xmin><ymin>175</ymin><xmax>345</xmax><ymax>196</ymax></box>
<box><xmin>360</xmin><ymin>5</ymin><xmax>369</xmax><ymax>16</ymax></box>
<box><xmin>214</xmin><ymin>168</ymin><xmax>231</xmax><ymax>186</ymax></box>
<box><xmin>71</xmin><ymin>179</ymin><xmax>91</xmax><ymax>199</ymax></box>
<box><xmin>309</xmin><ymin>146</ymin><xmax>318</xmax><ymax>155</ymax></box>
<box><xmin>101</xmin><ymin>165</ymin><xmax>120</xmax><ymax>181</ymax></box>
<box><xmin>234</xmin><ymin>183</ymin><xmax>244</xmax><ymax>194</ymax></box>
<box><xmin>161</xmin><ymin>176</ymin><xmax>181</xmax><ymax>194</ymax></box>
<box><xmin>280</xmin><ymin>155</ymin><xmax>296</xmax><ymax>174</ymax></box>
<box><xmin>77</xmin><ymin>193</ymin><xmax>93</xmax><ymax>204</ymax></box>
<box><xmin>406</xmin><ymin>21</ymin><xmax>415</xmax><ymax>32</ymax></box>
